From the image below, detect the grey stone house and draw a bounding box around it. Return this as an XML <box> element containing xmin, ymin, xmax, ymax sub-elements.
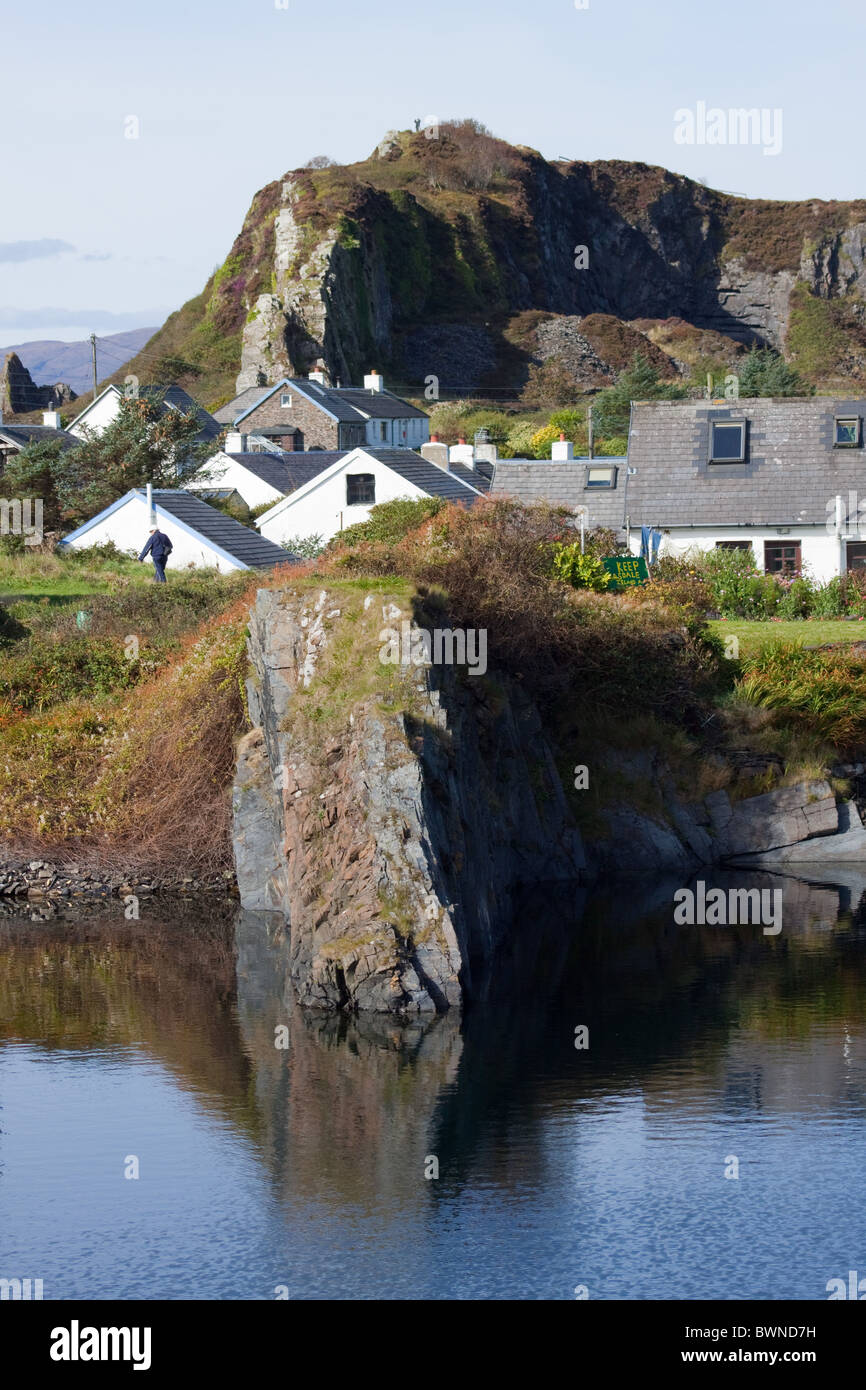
<box><xmin>215</xmin><ymin>372</ymin><xmax>429</xmax><ymax>452</ymax></box>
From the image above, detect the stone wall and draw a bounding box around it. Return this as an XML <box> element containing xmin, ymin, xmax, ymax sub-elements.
<box><xmin>240</xmin><ymin>388</ymin><xmax>365</xmax><ymax>451</ymax></box>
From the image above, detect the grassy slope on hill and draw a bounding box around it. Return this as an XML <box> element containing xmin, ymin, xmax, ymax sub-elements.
<box><xmin>5</xmin><ymin>501</ymin><xmax>866</xmax><ymax>872</ymax></box>
<box><xmin>0</xmin><ymin>555</ymin><xmax>293</xmax><ymax>867</ymax></box>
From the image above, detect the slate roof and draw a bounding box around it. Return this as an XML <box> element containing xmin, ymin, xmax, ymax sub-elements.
<box><xmin>234</xmin><ymin>379</ymin><xmax>429</xmax><ymax>426</ymax></box>
<box><xmin>212</xmin><ymin>387</ymin><xmax>271</xmax><ymax>425</ymax></box>
<box><xmin>330</xmin><ymin>387</ymin><xmax>428</xmax><ymax>420</ymax></box>
<box><xmin>627</xmin><ymin>398</ymin><xmax>866</xmax><ymax>527</ymax></box>
<box><xmin>147</xmin><ymin>490</ymin><xmax>295</xmax><ymax>567</ymax></box>
<box><xmin>225</xmin><ymin>450</ymin><xmax>342</xmax><ymax>493</ymax></box>
<box><xmin>448</xmin><ymin>459</ymin><xmax>492</xmax><ymax>493</ymax></box>
<box><xmin>362</xmin><ymin>448</ymin><xmax>481</xmax><ymax>503</ymax></box>
<box><xmin>0</xmin><ymin>423</ymin><xmax>78</xmax><ymax>451</ymax></box>
<box><xmin>138</xmin><ymin>385</ymin><xmax>222</xmax><ymax>442</ymax></box>
<box><xmin>489</xmin><ymin>459</ymin><xmax>625</xmax><ymax>528</ymax></box>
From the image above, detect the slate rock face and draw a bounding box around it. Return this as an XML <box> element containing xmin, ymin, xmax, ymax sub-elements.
<box><xmin>232</xmin><ymin>586</ymin><xmax>587</xmax><ymax>1015</ymax></box>
<box><xmin>706</xmin><ymin>780</ymin><xmax>838</xmax><ymax>858</ymax></box>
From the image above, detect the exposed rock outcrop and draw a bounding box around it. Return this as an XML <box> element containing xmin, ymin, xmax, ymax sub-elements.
<box><xmin>114</xmin><ymin>127</ymin><xmax>866</xmax><ymax>400</ymax></box>
<box><xmin>0</xmin><ymin>352</ymin><xmax>76</xmax><ymax>418</ymax></box>
<box><xmin>579</xmin><ymin>749</ymin><xmax>866</xmax><ymax>879</ymax></box>
<box><xmin>232</xmin><ymin>585</ymin><xmax>586</xmax><ymax>1015</ymax></box>
<box><xmin>233</xmin><ymin>586</ymin><xmax>866</xmax><ymax>1015</ymax></box>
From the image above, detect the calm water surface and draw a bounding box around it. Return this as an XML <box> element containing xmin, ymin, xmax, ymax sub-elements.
<box><xmin>2</xmin><ymin>871</ymin><xmax>866</xmax><ymax>1300</ymax></box>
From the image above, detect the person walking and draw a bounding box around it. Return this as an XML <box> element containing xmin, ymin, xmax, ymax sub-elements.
<box><xmin>138</xmin><ymin>526</ymin><xmax>173</xmax><ymax>583</ymax></box>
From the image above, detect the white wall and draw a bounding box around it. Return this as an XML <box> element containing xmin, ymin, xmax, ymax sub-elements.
<box><xmin>630</xmin><ymin>526</ymin><xmax>845</xmax><ymax>584</ymax></box>
<box><xmin>68</xmin><ymin>389</ymin><xmax>122</xmax><ymax>440</ymax></box>
<box><xmin>364</xmin><ymin>415</ymin><xmax>429</xmax><ymax>449</ymax></box>
<box><xmin>63</xmin><ymin>493</ymin><xmax>245</xmax><ymax>573</ymax></box>
<box><xmin>259</xmin><ymin>455</ymin><xmax>428</xmax><ymax>544</ymax></box>
<box><xmin>187</xmin><ymin>452</ymin><xmax>285</xmax><ymax>509</ymax></box>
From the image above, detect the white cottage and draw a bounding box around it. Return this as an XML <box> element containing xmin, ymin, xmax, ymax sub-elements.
<box><xmin>59</xmin><ymin>488</ymin><xmax>293</xmax><ymax>573</ymax></box>
<box><xmin>624</xmin><ymin>397</ymin><xmax>866</xmax><ymax>581</ymax></box>
<box><xmin>187</xmin><ymin>449</ymin><xmax>343</xmax><ymax>510</ymax></box>
<box><xmin>68</xmin><ymin>384</ymin><xmax>221</xmax><ymax>447</ymax></box>
<box><xmin>256</xmin><ymin>446</ymin><xmax>484</xmax><ymax>546</ymax></box>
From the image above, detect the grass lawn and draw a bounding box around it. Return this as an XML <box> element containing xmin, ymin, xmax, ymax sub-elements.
<box><xmin>0</xmin><ymin>552</ymin><xmax>174</xmax><ymax>601</ymax></box>
<box><xmin>708</xmin><ymin>618</ymin><xmax>866</xmax><ymax>656</ymax></box>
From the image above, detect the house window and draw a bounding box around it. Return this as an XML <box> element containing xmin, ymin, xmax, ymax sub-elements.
<box><xmin>379</xmin><ymin>421</ymin><xmax>388</xmax><ymax>441</ymax></box>
<box><xmin>835</xmin><ymin>416</ymin><xmax>861</xmax><ymax>447</ymax></box>
<box><xmin>585</xmin><ymin>465</ymin><xmax>617</xmax><ymax>489</ymax></box>
<box><xmin>715</xmin><ymin>540</ymin><xmax>752</xmax><ymax>551</ymax></box>
<box><xmin>764</xmin><ymin>540</ymin><xmax>801</xmax><ymax>574</ymax></box>
<box><xmin>847</xmin><ymin>542</ymin><xmax>866</xmax><ymax>570</ymax></box>
<box><xmin>346</xmin><ymin>473</ymin><xmax>375</xmax><ymax>505</ymax></box>
<box><xmin>280</xmin><ymin>393</ymin><xmax>292</xmax><ymax>408</ymax></box>
<box><xmin>709</xmin><ymin>420</ymin><xmax>746</xmax><ymax>462</ymax></box>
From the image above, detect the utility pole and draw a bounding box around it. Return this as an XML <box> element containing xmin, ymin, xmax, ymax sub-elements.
<box><xmin>90</xmin><ymin>334</ymin><xmax>98</xmax><ymax>401</ymax></box>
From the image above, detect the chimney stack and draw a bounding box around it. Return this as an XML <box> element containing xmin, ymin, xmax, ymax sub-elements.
<box><xmin>552</xmin><ymin>432</ymin><xmax>574</xmax><ymax>461</ymax></box>
<box><xmin>421</xmin><ymin>436</ymin><xmax>449</xmax><ymax>470</ymax></box>
<box><xmin>308</xmin><ymin>363</ymin><xmax>327</xmax><ymax>386</ymax></box>
<box><xmin>363</xmin><ymin>370</ymin><xmax>384</xmax><ymax>393</ymax></box>
<box><xmin>42</xmin><ymin>409</ymin><xmax>62</xmax><ymax>429</ymax></box>
<box><xmin>448</xmin><ymin>438</ymin><xmax>475</xmax><ymax>469</ymax></box>
<box><xmin>225</xmin><ymin>431</ymin><xmax>248</xmax><ymax>453</ymax></box>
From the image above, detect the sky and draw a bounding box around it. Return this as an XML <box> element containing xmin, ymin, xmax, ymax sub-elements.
<box><xmin>1</xmin><ymin>0</ymin><xmax>864</xmax><ymax>346</ymax></box>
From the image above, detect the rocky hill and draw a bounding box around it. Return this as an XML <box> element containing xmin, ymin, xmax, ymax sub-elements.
<box><xmin>0</xmin><ymin>353</ymin><xmax>77</xmax><ymax>418</ymax></box>
<box><xmin>113</xmin><ymin>122</ymin><xmax>866</xmax><ymax>409</ymax></box>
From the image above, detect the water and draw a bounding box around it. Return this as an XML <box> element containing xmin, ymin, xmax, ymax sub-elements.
<box><xmin>2</xmin><ymin>872</ymin><xmax>866</xmax><ymax>1301</ymax></box>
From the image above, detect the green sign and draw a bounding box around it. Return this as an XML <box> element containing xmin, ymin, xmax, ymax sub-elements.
<box><xmin>602</xmin><ymin>556</ymin><xmax>649</xmax><ymax>589</ymax></box>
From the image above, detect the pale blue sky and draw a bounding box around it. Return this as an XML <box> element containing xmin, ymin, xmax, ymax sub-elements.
<box><xmin>1</xmin><ymin>0</ymin><xmax>862</xmax><ymax>344</ymax></box>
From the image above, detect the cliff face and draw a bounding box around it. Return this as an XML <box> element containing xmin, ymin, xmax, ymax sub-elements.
<box><xmin>116</xmin><ymin>127</ymin><xmax>866</xmax><ymax>405</ymax></box>
<box><xmin>232</xmin><ymin>584</ymin><xmax>586</xmax><ymax>1015</ymax></box>
<box><xmin>232</xmin><ymin>582</ymin><xmax>866</xmax><ymax>1017</ymax></box>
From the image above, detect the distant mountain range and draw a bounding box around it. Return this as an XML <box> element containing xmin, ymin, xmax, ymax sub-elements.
<box><xmin>0</xmin><ymin>328</ymin><xmax>157</xmax><ymax>395</ymax></box>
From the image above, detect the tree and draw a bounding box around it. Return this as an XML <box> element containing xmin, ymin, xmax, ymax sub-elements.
<box><xmin>53</xmin><ymin>394</ymin><xmax>212</xmax><ymax>524</ymax></box>
<box><xmin>0</xmin><ymin>437</ymin><xmax>68</xmax><ymax>530</ymax></box>
<box><xmin>737</xmin><ymin>347</ymin><xmax>812</xmax><ymax>398</ymax></box>
<box><xmin>592</xmin><ymin>353</ymin><xmax>688</xmax><ymax>436</ymax></box>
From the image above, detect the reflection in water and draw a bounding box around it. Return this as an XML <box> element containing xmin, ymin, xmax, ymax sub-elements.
<box><xmin>2</xmin><ymin>872</ymin><xmax>866</xmax><ymax>1299</ymax></box>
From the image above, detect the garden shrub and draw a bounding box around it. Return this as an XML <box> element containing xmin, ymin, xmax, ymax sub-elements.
<box><xmin>551</xmin><ymin>544</ymin><xmax>612</xmax><ymax>591</ymax></box>
<box><xmin>776</xmin><ymin>576</ymin><xmax>814</xmax><ymax>619</ymax></box>
<box><xmin>810</xmin><ymin>576</ymin><xmax>846</xmax><ymax>618</ymax></box>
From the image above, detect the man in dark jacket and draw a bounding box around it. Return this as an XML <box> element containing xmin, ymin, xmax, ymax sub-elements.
<box><xmin>138</xmin><ymin>527</ymin><xmax>173</xmax><ymax>582</ymax></box>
